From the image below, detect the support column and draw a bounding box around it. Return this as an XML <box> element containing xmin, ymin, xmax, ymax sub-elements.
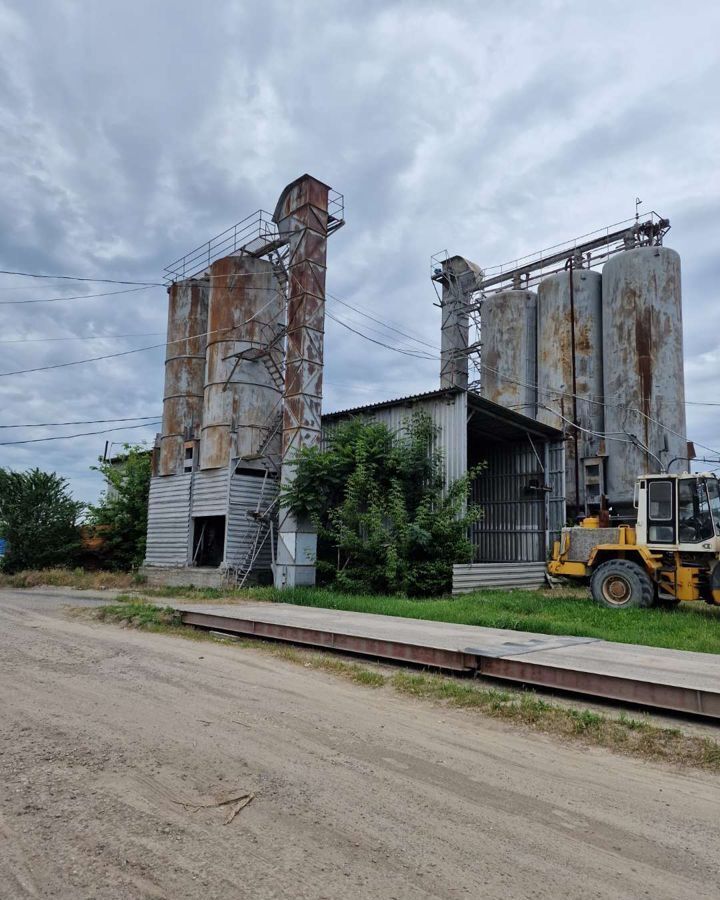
<box><xmin>273</xmin><ymin>175</ymin><xmax>331</xmax><ymax>588</ymax></box>
<box><xmin>439</xmin><ymin>256</ymin><xmax>481</xmax><ymax>390</ymax></box>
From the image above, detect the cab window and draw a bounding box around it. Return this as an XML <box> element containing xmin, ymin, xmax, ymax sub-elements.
<box><xmin>678</xmin><ymin>480</ymin><xmax>713</xmax><ymax>543</ymax></box>
<box><xmin>648</xmin><ymin>480</ymin><xmax>674</xmax><ymax>543</ymax></box>
<box><xmin>705</xmin><ymin>478</ymin><xmax>720</xmax><ymax>536</ymax></box>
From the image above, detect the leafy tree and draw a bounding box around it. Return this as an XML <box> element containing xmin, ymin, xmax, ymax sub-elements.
<box><xmin>283</xmin><ymin>413</ymin><xmax>483</xmax><ymax>596</ymax></box>
<box><xmin>0</xmin><ymin>468</ymin><xmax>83</xmax><ymax>573</ymax></box>
<box><xmin>89</xmin><ymin>444</ymin><xmax>152</xmax><ymax>569</ymax></box>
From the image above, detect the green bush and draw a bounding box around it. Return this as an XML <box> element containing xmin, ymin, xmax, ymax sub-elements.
<box><xmin>0</xmin><ymin>468</ymin><xmax>83</xmax><ymax>573</ymax></box>
<box><xmin>89</xmin><ymin>444</ymin><xmax>152</xmax><ymax>570</ymax></box>
<box><xmin>283</xmin><ymin>413</ymin><xmax>483</xmax><ymax>596</ymax></box>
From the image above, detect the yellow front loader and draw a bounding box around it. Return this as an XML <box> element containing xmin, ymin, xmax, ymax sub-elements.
<box><xmin>549</xmin><ymin>473</ymin><xmax>720</xmax><ymax>609</ymax></box>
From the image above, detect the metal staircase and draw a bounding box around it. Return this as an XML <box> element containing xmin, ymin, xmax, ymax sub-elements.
<box><xmin>224</xmin><ymin>472</ymin><xmax>279</xmax><ymax>588</ymax></box>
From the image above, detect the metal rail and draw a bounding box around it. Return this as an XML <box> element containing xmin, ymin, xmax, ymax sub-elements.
<box><xmin>177</xmin><ymin>607</ymin><xmax>720</xmax><ymax>719</ymax></box>
<box><xmin>164</xmin><ymin>191</ymin><xmax>345</xmax><ymax>284</ymax></box>
<box><xmin>432</xmin><ymin>212</ymin><xmax>670</xmax><ymax>297</ymax></box>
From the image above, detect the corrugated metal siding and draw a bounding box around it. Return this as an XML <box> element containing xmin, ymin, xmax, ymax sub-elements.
<box><xmin>471</xmin><ymin>443</ymin><xmax>545</xmax><ymax>562</ymax></box>
<box><xmin>191</xmin><ymin>467</ymin><xmax>229</xmax><ymax>517</ymax></box>
<box><xmin>323</xmin><ymin>392</ymin><xmax>467</xmax><ymax>485</ymax></box>
<box><xmin>452</xmin><ymin>562</ymin><xmax>547</xmax><ymax>593</ymax></box>
<box><xmin>471</xmin><ymin>439</ymin><xmax>566</xmax><ymax>562</ymax></box>
<box><xmin>547</xmin><ymin>439</ymin><xmax>566</xmax><ymax>549</ymax></box>
<box><xmin>145</xmin><ymin>474</ymin><xmax>192</xmax><ymax>566</ymax></box>
<box><xmin>225</xmin><ymin>473</ymin><xmax>279</xmax><ymax>571</ymax></box>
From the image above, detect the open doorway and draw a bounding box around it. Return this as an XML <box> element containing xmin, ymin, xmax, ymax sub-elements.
<box><xmin>192</xmin><ymin>516</ymin><xmax>226</xmax><ymax>567</ymax></box>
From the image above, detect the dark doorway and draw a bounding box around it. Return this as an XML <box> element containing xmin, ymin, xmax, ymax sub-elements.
<box><xmin>192</xmin><ymin>516</ymin><xmax>226</xmax><ymax>567</ymax></box>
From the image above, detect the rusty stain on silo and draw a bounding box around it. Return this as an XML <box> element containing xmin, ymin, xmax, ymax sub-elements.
<box><xmin>200</xmin><ymin>255</ymin><xmax>285</xmax><ymax>471</ymax></box>
<box><xmin>602</xmin><ymin>246</ymin><xmax>686</xmax><ymax>506</ymax></box>
<box><xmin>158</xmin><ymin>278</ymin><xmax>209</xmax><ymax>476</ymax></box>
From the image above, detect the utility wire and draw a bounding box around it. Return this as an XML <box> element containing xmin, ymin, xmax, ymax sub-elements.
<box><xmin>0</xmin><ymin>291</ymin><xmax>284</xmax><ymax>378</ymax></box>
<box><xmin>325</xmin><ymin>311</ymin><xmax>436</xmax><ymax>360</ymax></box>
<box><xmin>0</xmin><ymin>416</ymin><xmax>160</xmax><ymax>429</ymax></box>
<box><xmin>326</xmin><ymin>293</ymin><xmax>439</xmax><ymax>350</ymax></box>
<box><xmin>0</xmin><ymin>333</ymin><xmax>164</xmax><ymax>345</ymax></box>
<box><xmin>0</xmin><ymin>285</ymin><xmax>158</xmax><ymax>306</ymax></box>
<box><xmin>0</xmin><ymin>420</ymin><xmax>161</xmax><ymax>446</ymax></box>
<box><xmin>0</xmin><ymin>268</ymin><xmax>162</xmax><ymax>285</ymax></box>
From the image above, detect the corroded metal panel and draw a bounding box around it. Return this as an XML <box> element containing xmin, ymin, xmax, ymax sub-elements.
<box><xmin>602</xmin><ymin>247</ymin><xmax>686</xmax><ymax>506</ymax></box>
<box><xmin>480</xmin><ymin>290</ymin><xmax>537</xmax><ymax>418</ymax></box>
<box><xmin>273</xmin><ymin>175</ymin><xmax>332</xmax><ymax>588</ymax></box>
<box><xmin>200</xmin><ymin>255</ymin><xmax>285</xmax><ymax>471</ymax></box>
<box><xmin>537</xmin><ymin>270</ymin><xmax>603</xmax><ymax>508</ymax></box>
<box><xmin>439</xmin><ymin>256</ymin><xmax>481</xmax><ymax>390</ymax></box>
<box><xmin>158</xmin><ymin>278</ymin><xmax>209</xmax><ymax>476</ymax></box>
<box><xmin>144</xmin><ymin>474</ymin><xmax>192</xmax><ymax>566</ymax></box>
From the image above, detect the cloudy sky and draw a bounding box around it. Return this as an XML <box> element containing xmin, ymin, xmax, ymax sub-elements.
<box><xmin>0</xmin><ymin>0</ymin><xmax>718</xmax><ymax>505</ymax></box>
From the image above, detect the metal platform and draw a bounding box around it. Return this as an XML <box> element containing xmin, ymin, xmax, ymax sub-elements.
<box><xmin>173</xmin><ymin>602</ymin><xmax>720</xmax><ymax>719</ymax></box>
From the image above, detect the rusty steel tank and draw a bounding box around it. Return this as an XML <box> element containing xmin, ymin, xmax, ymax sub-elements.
<box><xmin>602</xmin><ymin>246</ymin><xmax>686</xmax><ymax>507</ymax></box>
<box><xmin>480</xmin><ymin>289</ymin><xmax>537</xmax><ymax>418</ymax></box>
<box><xmin>537</xmin><ymin>269</ymin><xmax>603</xmax><ymax>509</ymax></box>
<box><xmin>158</xmin><ymin>277</ymin><xmax>209</xmax><ymax>476</ymax></box>
<box><xmin>200</xmin><ymin>255</ymin><xmax>285</xmax><ymax>471</ymax></box>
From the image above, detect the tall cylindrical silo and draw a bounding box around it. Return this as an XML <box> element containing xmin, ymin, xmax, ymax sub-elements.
<box><xmin>158</xmin><ymin>277</ymin><xmax>209</xmax><ymax>476</ymax></box>
<box><xmin>480</xmin><ymin>289</ymin><xmax>537</xmax><ymax>418</ymax></box>
<box><xmin>602</xmin><ymin>246</ymin><xmax>686</xmax><ymax>508</ymax></box>
<box><xmin>200</xmin><ymin>255</ymin><xmax>285</xmax><ymax>471</ymax></box>
<box><xmin>537</xmin><ymin>269</ymin><xmax>603</xmax><ymax>509</ymax></box>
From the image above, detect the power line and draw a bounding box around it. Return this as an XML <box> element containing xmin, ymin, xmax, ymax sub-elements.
<box><xmin>325</xmin><ymin>311</ymin><xmax>436</xmax><ymax>360</ymax></box>
<box><xmin>0</xmin><ymin>269</ymin><xmax>162</xmax><ymax>286</ymax></box>
<box><xmin>0</xmin><ymin>333</ymin><xmax>164</xmax><ymax>345</ymax></box>
<box><xmin>0</xmin><ymin>285</ymin><xmax>158</xmax><ymax>306</ymax></box>
<box><xmin>0</xmin><ymin>420</ymin><xmax>161</xmax><ymax>446</ymax></box>
<box><xmin>326</xmin><ymin>293</ymin><xmax>438</xmax><ymax>351</ymax></box>
<box><xmin>0</xmin><ymin>416</ymin><xmax>160</xmax><ymax>429</ymax></box>
<box><xmin>0</xmin><ymin>291</ymin><xmax>284</xmax><ymax>378</ymax></box>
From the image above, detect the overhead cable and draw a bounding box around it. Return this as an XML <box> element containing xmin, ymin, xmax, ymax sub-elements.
<box><xmin>325</xmin><ymin>311</ymin><xmax>436</xmax><ymax>360</ymax></box>
<box><xmin>0</xmin><ymin>285</ymin><xmax>158</xmax><ymax>306</ymax></box>
<box><xmin>0</xmin><ymin>415</ymin><xmax>160</xmax><ymax>429</ymax></box>
<box><xmin>0</xmin><ymin>268</ymin><xmax>162</xmax><ymax>285</ymax></box>
<box><xmin>0</xmin><ymin>291</ymin><xmax>284</xmax><ymax>378</ymax></box>
<box><xmin>0</xmin><ymin>420</ymin><xmax>162</xmax><ymax>446</ymax></box>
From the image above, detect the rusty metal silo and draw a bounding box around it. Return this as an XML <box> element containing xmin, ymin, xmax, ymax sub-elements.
<box><xmin>480</xmin><ymin>289</ymin><xmax>537</xmax><ymax>418</ymax></box>
<box><xmin>200</xmin><ymin>255</ymin><xmax>285</xmax><ymax>471</ymax></box>
<box><xmin>158</xmin><ymin>277</ymin><xmax>209</xmax><ymax>476</ymax></box>
<box><xmin>602</xmin><ymin>246</ymin><xmax>686</xmax><ymax>507</ymax></box>
<box><xmin>537</xmin><ymin>269</ymin><xmax>603</xmax><ymax>509</ymax></box>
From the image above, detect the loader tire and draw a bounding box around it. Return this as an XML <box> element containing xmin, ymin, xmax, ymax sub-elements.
<box><xmin>590</xmin><ymin>559</ymin><xmax>654</xmax><ymax>610</ymax></box>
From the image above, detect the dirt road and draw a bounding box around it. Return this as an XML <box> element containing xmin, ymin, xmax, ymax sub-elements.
<box><xmin>0</xmin><ymin>589</ymin><xmax>718</xmax><ymax>900</ymax></box>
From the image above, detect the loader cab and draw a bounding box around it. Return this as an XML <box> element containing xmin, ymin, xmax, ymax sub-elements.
<box><xmin>635</xmin><ymin>473</ymin><xmax>720</xmax><ymax>554</ymax></box>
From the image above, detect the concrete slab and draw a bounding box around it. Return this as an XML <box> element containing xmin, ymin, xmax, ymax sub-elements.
<box><xmin>171</xmin><ymin>601</ymin><xmax>720</xmax><ymax>718</ymax></box>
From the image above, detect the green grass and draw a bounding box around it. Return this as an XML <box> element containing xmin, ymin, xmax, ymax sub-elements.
<box><xmin>123</xmin><ymin>583</ymin><xmax>720</xmax><ymax>655</ymax></box>
<box><xmin>86</xmin><ymin>600</ymin><xmax>720</xmax><ymax>774</ymax></box>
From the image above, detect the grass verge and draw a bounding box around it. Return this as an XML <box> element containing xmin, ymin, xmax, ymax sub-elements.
<box><xmin>87</xmin><ymin>601</ymin><xmax>720</xmax><ymax>775</ymax></box>
<box><xmin>0</xmin><ymin>567</ymin><xmax>139</xmax><ymax>590</ymax></box>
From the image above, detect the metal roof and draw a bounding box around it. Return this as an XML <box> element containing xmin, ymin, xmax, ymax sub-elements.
<box><xmin>323</xmin><ymin>388</ymin><xmax>563</xmax><ymax>441</ymax></box>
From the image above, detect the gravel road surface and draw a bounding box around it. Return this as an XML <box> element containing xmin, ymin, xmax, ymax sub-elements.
<box><xmin>0</xmin><ymin>588</ymin><xmax>718</xmax><ymax>899</ymax></box>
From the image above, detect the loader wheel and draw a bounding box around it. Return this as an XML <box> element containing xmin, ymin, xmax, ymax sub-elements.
<box><xmin>590</xmin><ymin>560</ymin><xmax>654</xmax><ymax>610</ymax></box>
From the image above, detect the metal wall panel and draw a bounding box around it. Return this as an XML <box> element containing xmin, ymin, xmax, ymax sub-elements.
<box><xmin>471</xmin><ymin>442</ymin><xmax>545</xmax><ymax>562</ymax></box>
<box><xmin>225</xmin><ymin>473</ymin><xmax>279</xmax><ymax>571</ymax></box>
<box><xmin>452</xmin><ymin>562</ymin><xmax>547</xmax><ymax>593</ymax></box>
<box><xmin>471</xmin><ymin>439</ymin><xmax>566</xmax><ymax>562</ymax></box>
<box><xmin>145</xmin><ymin>474</ymin><xmax>192</xmax><ymax>566</ymax></box>
<box><xmin>191</xmin><ymin>467</ymin><xmax>229</xmax><ymax>517</ymax></box>
<box><xmin>324</xmin><ymin>392</ymin><xmax>468</xmax><ymax>486</ymax></box>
